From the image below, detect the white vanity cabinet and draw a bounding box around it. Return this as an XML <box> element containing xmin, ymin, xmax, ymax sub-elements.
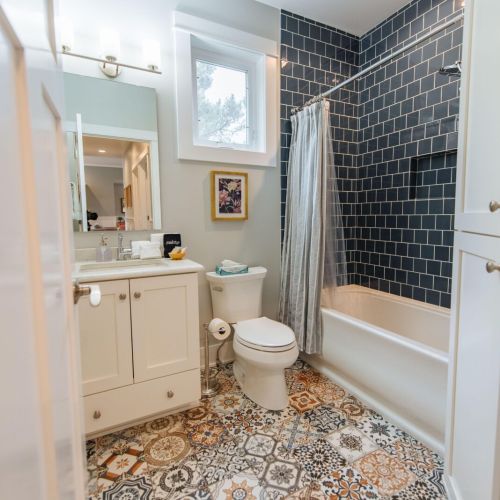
<box><xmin>79</xmin><ymin>280</ymin><xmax>133</xmax><ymax>396</ymax></box>
<box><xmin>76</xmin><ymin>266</ymin><xmax>202</xmax><ymax>435</ymax></box>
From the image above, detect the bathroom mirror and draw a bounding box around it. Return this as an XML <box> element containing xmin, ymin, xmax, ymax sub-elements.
<box><xmin>63</xmin><ymin>73</ymin><xmax>161</xmax><ymax>232</ymax></box>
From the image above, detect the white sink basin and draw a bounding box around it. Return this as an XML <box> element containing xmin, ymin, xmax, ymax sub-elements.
<box><xmin>79</xmin><ymin>258</ymin><xmax>167</xmax><ymax>271</ymax></box>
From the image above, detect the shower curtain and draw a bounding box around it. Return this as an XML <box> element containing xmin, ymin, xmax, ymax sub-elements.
<box><xmin>279</xmin><ymin>100</ymin><xmax>346</xmax><ymax>354</ymax></box>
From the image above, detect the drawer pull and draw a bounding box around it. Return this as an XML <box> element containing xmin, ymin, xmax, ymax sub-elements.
<box><xmin>167</xmin><ymin>390</ymin><xmax>175</xmax><ymax>399</ymax></box>
<box><xmin>119</xmin><ymin>293</ymin><xmax>127</xmax><ymax>301</ymax></box>
<box><xmin>489</xmin><ymin>201</ymin><xmax>500</xmax><ymax>213</ymax></box>
<box><xmin>134</xmin><ymin>292</ymin><xmax>141</xmax><ymax>299</ymax></box>
<box><xmin>486</xmin><ymin>262</ymin><xmax>500</xmax><ymax>273</ymax></box>
<box><xmin>93</xmin><ymin>410</ymin><xmax>102</xmax><ymax>420</ymax></box>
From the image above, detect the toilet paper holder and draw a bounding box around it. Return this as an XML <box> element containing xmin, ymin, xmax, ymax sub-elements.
<box><xmin>201</xmin><ymin>319</ymin><xmax>234</xmax><ymax>398</ymax></box>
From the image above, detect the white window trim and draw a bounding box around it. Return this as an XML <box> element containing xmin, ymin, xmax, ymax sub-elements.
<box><xmin>174</xmin><ymin>12</ymin><xmax>279</xmax><ymax>167</ymax></box>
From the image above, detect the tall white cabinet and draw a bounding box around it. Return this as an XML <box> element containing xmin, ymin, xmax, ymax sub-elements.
<box><xmin>445</xmin><ymin>1</ymin><xmax>500</xmax><ymax>499</ymax></box>
<box><xmin>77</xmin><ymin>267</ymin><xmax>202</xmax><ymax>435</ymax></box>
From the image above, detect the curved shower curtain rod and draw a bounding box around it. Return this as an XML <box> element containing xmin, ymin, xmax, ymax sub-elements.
<box><xmin>291</xmin><ymin>12</ymin><xmax>464</xmax><ymax>115</ymax></box>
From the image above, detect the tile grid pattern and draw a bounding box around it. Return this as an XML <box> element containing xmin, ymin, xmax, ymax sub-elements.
<box><xmin>280</xmin><ymin>10</ymin><xmax>360</xmax><ymax>283</ymax></box>
<box><xmin>280</xmin><ymin>0</ymin><xmax>463</xmax><ymax>308</ymax></box>
<box><xmin>357</xmin><ymin>0</ymin><xmax>462</xmax><ymax>307</ymax></box>
<box><xmin>87</xmin><ymin>361</ymin><xmax>447</xmax><ymax>499</ymax></box>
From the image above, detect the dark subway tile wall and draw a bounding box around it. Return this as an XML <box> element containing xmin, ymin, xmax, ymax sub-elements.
<box><xmin>357</xmin><ymin>0</ymin><xmax>462</xmax><ymax>307</ymax></box>
<box><xmin>280</xmin><ymin>10</ymin><xmax>360</xmax><ymax>283</ymax></box>
<box><xmin>280</xmin><ymin>0</ymin><xmax>463</xmax><ymax>308</ymax></box>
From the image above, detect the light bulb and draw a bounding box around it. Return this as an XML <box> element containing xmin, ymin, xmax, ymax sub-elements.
<box><xmin>143</xmin><ymin>40</ymin><xmax>161</xmax><ymax>71</ymax></box>
<box><xmin>100</xmin><ymin>28</ymin><xmax>120</xmax><ymax>59</ymax></box>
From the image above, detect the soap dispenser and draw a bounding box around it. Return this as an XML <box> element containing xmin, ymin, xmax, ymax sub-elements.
<box><xmin>96</xmin><ymin>234</ymin><xmax>112</xmax><ymax>262</ymax></box>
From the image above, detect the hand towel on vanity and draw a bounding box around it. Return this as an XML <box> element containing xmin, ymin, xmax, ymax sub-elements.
<box><xmin>131</xmin><ymin>240</ymin><xmax>149</xmax><ymax>259</ymax></box>
<box><xmin>139</xmin><ymin>242</ymin><xmax>162</xmax><ymax>259</ymax></box>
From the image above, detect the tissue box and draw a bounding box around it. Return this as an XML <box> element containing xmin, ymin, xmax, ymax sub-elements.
<box><xmin>215</xmin><ymin>265</ymin><xmax>249</xmax><ymax>276</ymax></box>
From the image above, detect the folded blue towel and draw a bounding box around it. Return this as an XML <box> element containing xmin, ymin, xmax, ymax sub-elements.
<box><xmin>215</xmin><ymin>263</ymin><xmax>249</xmax><ymax>275</ymax></box>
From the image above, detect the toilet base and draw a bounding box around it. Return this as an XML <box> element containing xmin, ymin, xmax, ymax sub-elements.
<box><xmin>232</xmin><ymin>342</ymin><xmax>299</xmax><ymax>410</ymax></box>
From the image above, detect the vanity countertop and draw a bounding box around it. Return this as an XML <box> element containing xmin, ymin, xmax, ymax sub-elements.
<box><xmin>73</xmin><ymin>258</ymin><xmax>204</xmax><ymax>283</ymax></box>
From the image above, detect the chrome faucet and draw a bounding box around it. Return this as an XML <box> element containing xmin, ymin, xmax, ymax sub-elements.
<box><xmin>117</xmin><ymin>232</ymin><xmax>132</xmax><ymax>260</ymax></box>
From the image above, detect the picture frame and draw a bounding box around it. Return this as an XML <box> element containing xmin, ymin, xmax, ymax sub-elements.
<box><xmin>210</xmin><ymin>170</ymin><xmax>248</xmax><ymax>221</ymax></box>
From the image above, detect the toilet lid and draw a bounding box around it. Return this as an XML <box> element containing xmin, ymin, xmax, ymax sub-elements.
<box><xmin>235</xmin><ymin>317</ymin><xmax>296</xmax><ymax>351</ymax></box>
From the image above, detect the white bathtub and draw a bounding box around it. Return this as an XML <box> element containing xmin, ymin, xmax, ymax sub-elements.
<box><xmin>303</xmin><ymin>284</ymin><xmax>450</xmax><ymax>454</ymax></box>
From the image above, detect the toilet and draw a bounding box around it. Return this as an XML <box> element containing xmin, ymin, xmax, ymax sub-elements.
<box><xmin>206</xmin><ymin>266</ymin><xmax>298</xmax><ymax>410</ymax></box>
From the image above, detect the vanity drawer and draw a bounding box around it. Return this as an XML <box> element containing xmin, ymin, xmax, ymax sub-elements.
<box><xmin>83</xmin><ymin>368</ymin><xmax>200</xmax><ymax>435</ymax></box>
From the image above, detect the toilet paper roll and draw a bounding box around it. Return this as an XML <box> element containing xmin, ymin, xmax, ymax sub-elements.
<box><xmin>208</xmin><ymin>318</ymin><xmax>232</xmax><ymax>341</ymax></box>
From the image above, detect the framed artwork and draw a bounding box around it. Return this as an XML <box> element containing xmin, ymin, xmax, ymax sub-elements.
<box><xmin>211</xmin><ymin>170</ymin><xmax>248</xmax><ymax>221</ymax></box>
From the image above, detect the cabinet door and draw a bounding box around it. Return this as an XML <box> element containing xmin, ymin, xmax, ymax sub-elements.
<box><xmin>78</xmin><ymin>280</ymin><xmax>133</xmax><ymax>395</ymax></box>
<box><xmin>455</xmin><ymin>0</ymin><xmax>500</xmax><ymax>237</ymax></box>
<box><xmin>130</xmin><ymin>274</ymin><xmax>200</xmax><ymax>382</ymax></box>
<box><xmin>446</xmin><ymin>232</ymin><xmax>500</xmax><ymax>499</ymax></box>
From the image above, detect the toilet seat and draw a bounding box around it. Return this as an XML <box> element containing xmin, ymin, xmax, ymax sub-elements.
<box><xmin>234</xmin><ymin>317</ymin><xmax>296</xmax><ymax>352</ymax></box>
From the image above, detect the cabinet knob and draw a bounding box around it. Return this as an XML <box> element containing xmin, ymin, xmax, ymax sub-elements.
<box><xmin>486</xmin><ymin>261</ymin><xmax>500</xmax><ymax>273</ymax></box>
<box><xmin>134</xmin><ymin>292</ymin><xmax>141</xmax><ymax>299</ymax></box>
<box><xmin>167</xmin><ymin>390</ymin><xmax>174</xmax><ymax>399</ymax></box>
<box><xmin>489</xmin><ymin>201</ymin><xmax>500</xmax><ymax>213</ymax></box>
<box><xmin>119</xmin><ymin>293</ymin><xmax>127</xmax><ymax>301</ymax></box>
<box><xmin>93</xmin><ymin>410</ymin><xmax>101</xmax><ymax>420</ymax></box>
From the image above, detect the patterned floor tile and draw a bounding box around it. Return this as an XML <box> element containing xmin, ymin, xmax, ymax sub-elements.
<box><xmin>354</xmin><ymin>410</ymin><xmax>405</xmax><ymax>447</ymax></box>
<box><xmin>317</xmin><ymin>466</ymin><xmax>380</xmax><ymax>499</ymax></box>
<box><xmin>352</xmin><ymin>449</ymin><xmax>416</xmax><ymax>496</ymax></box>
<box><xmin>309</xmin><ymin>379</ymin><xmax>347</xmax><ymax>405</ymax></box>
<box><xmin>289</xmin><ymin>391</ymin><xmax>322</xmax><ymax>413</ymax></box>
<box><xmin>293</xmin><ymin>438</ymin><xmax>346</xmax><ymax>480</ymax></box>
<box><xmin>385</xmin><ymin>434</ymin><xmax>442</xmax><ymax>478</ymax></box>
<box><xmin>276</xmin><ymin>413</ymin><xmax>324</xmax><ymax>450</ymax></box>
<box><xmin>210</xmin><ymin>471</ymin><xmax>266</xmax><ymax>499</ymax></box>
<box><xmin>86</xmin><ymin>360</ymin><xmax>446</xmax><ymax>499</ymax></box>
<box><xmin>101</xmin><ymin>476</ymin><xmax>153</xmax><ymax>499</ymax></box>
<box><xmin>150</xmin><ymin>454</ymin><xmax>204</xmax><ymax>499</ymax></box>
<box><xmin>325</xmin><ymin>425</ymin><xmax>378</xmax><ymax>462</ymax></box>
<box><xmin>302</xmin><ymin>404</ymin><xmax>349</xmax><ymax>434</ymax></box>
<box><xmin>392</xmin><ymin>478</ymin><xmax>446</xmax><ymax>499</ymax></box>
<box><xmin>188</xmin><ymin>419</ymin><xmax>227</xmax><ymax>449</ymax></box>
<box><xmin>196</xmin><ymin>438</ymin><xmax>251</xmax><ymax>486</ymax></box>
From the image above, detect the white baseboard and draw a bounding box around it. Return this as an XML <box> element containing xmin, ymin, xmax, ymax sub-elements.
<box><xmin>302</xmin><ymin>353</ymin><xmax>445</xmax><ymax>455</ymax></box>
<box><xmin>444</xmin><ymin>474</ymin><xmax>462</xmax><ymax>500</ymax></box>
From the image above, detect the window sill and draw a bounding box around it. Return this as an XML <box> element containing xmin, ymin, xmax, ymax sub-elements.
<box><xmin>177</xmin><ymin>142</ymin><xmax>276</xmax><ymax>167</ymax></box>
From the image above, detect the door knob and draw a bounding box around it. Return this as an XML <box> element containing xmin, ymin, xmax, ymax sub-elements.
<box><xmin>93</xmin><ymin>410</ymin><xmax>101</xmax><ymax>419</ymax></box>
<box><xmin>167</xmin><ymin>390</ymin><xmax>174</xmax><ymax>399</ymax></box>
<box><xmin>134</xmin><ymin>292</ymin><xmax>141</xmax><ymax>299</ymax></box>
<box><xmin>486</xmin><ymin>261</ymin><xmax>500</xmax><ymax>273</ymax></box>
<box><xmin>489</xmin><ymin>201</ymin><xmax>500</xmax><ymax>213</ymax></box>
<box><xmin>119</xmin><ymin>293</ymin><xmax>127</xmax><ymax>301</ymax></box>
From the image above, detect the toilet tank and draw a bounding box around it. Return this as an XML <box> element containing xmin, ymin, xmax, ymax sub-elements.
<box><xmin>206</xmin><ymin>267</ymin><xmax>267</xmax><ymax>323</ymax></box>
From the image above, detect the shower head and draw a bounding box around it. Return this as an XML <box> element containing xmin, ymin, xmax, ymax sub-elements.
<box><xmin>439</xmin><ymin>61</ymin><xmax>462</xmax><ymax>77</ymax></box>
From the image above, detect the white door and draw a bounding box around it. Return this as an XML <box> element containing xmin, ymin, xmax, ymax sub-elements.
<box><xmin>455</xmin><ymin>0</ymin><xmax>500</xmax><ymax>237</ymax></box>
<box><xmin>446</xmin><ymin>232</ymin><xmax>500</xmax><ymax>499</ymax></box>
<box><xmin>78</xmin><ymin>280</ymin><xmax>133</xmax><ymax>395</ymax></box>
<box><xmin>130</xmin><ymin>274</ymin><xmax>200</xmax><ymax>382</ymax></box>
<box><xmin>0</xmin><ymin>2</ymin><xmax>85</xmax><ymax>499</ymax></box>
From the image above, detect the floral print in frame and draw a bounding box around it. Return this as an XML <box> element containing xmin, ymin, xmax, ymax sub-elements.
<box><xmin>211</xmin><ymin>170</ymin><xmax>248</xmax><ymax>220</ymax></box>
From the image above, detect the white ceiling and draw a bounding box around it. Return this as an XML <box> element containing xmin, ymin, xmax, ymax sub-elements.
<box><xmin>255</xmin><ymin>0</ymin><xmax>412</xmax><ymax>36</ymax></box>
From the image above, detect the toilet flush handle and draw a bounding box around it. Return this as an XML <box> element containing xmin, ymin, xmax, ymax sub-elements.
<box><xmin>212</xmin><ymin>286</ymin><xmax>223</xmax><ymax>292</ymax></box>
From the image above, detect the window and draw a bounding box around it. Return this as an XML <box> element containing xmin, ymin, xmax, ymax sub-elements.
<box><xmin>174</xmin><ymin>12</ymin><xmax>278</xmax><ymax>167</ymax></box>
<box><xmin>195</xmin><ymin>60</ymin><xmax>249</xmax><ymax>147</ymax></box>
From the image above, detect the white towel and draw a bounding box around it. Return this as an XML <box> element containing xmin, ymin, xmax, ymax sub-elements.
<box><xmin>131</xmin><ymin>240</ymin><xmax>149</xmax><ymax>258</ymax></box>
<box><xmin>150</xmin><ymin>233</ymin><xmax>164</xmax><ymax>246</ymax></box>
<box><xmin>140</xmin><ymin>242</ymin><xmax>162</xmax><ymax>260</ymax></box>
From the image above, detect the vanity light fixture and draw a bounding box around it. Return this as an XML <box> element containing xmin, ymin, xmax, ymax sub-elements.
<box><xmin>99</xmin><ymin>28</ymin><xmax>122</xmax><ymax>78</ymax></box>
<box><xmin>59</xmin><ymin>22</ymin><xmax>162</xmax><ymax>77</ymax></box>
